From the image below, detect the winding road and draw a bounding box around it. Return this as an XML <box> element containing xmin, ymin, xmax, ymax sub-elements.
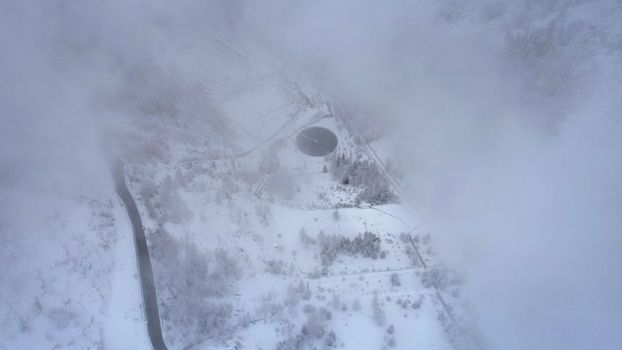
<box><xmin>113</xmin><ymin>159</ymin><xmax>169</xmax><ymax>350</ymax></box>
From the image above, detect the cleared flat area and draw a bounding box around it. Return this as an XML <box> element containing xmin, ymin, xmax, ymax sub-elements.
<box><xmin>296</xmin><ymin>126</ymin><xmax>338</xmax><ymax>156</ymax></box>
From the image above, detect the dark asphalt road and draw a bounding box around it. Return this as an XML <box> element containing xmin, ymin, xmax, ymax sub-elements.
<box><xmin>113</xmin><ymin>160</ymin><xmax>169</xmax><ymax>350</ymax></box>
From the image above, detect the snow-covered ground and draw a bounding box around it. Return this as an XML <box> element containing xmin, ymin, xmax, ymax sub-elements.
<box><xmin>110</xmin><ymin>32</ymin><xmax>475</xmax><ymax>350</ymax></box>
<box><xmin>3</xmin><ymin>1</ymin><xmax>620</xmax><ymax>349</ymax></box>
<box><xmin>0</xmin><ymin>17</ymin><xmax>476</xmax><ymax>350</ymax></box>
<box><xmin>0</xmin><ymin>159</ymin><xmax>151</xmax><ymax>349</ymax></box>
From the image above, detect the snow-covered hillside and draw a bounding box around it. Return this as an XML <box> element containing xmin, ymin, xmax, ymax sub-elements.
<box><xmin>0</xmin><ymin>156</ymin><xmax>150</xmax><ymax>349</ymax></box>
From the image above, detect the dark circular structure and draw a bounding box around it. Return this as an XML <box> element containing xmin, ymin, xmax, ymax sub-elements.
<box><xmin>296</xmin><ymin>127</ymin><xmax>338</xmax><ymax>157</ymax></box>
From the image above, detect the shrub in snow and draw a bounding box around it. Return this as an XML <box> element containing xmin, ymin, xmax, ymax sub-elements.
<box><xmin>412</xmin><ymin>296</ymin><xmax>423</xmax><ymax>310</ymax></box>
<box><xmin>352</xmin><ymin>299</ymin><xmax>362</xmax><ymax>311</ymax></box>
<box><xmin>387</xmin><ymin>336</ymin><xmax>396</xmax><ymax>348</ymax></box>
<box><xmin>264</xmin><ymin>259</ymin><xmax>288</xmax><ymax>275</ymax></box>
<box><xmin>332</xmin><ymin>209</ymin><xmax>340</xmax><ymax>221</ymax></box>
<box><xmin>330</xmin><ymin>294</ymin><xmax>342</xmax><ymax>310</ymax></box>
<box><xmin>325</xmin><ymin>330</ymin><xmax>337</xmax><ymax>347</ymax></box>
<box><xmin>255</xmin><ymin>204</ymin><xmax>272</xmax><ymax>227</ymax></box>
<box><xmin>412</xmin><ymin>234</ymin><xmax>421</xmax><ymax>244</ymax></box>
<box><xmin>299</xmin><ymin>228</ymin><xmax>316</xmax><ymax>247</ymax></box>
<box><xmin>421</xmin><ymin>266</ymin><xmax>462</xmax><ymax>291</ymax></box>
<box><xmin>215</xmin><ymin>175</ymin><xmax>240</xmax><ymax>203</ymax></box>
<box><xmin>276</xmin><ymin>335</ymin><xmax>305</xmax><ymax>350</ymax></box>
<box><xmin>288</xmin><ymin>281</ymin><xmax>312</xmax><ymax>304</ymax></box>
<box><xmin>390</xmin><ymin>273</ymin><xmax>401</xmax><ymax>287</ymax></box>
<box><xmin>371</xmin><ymin>292</ymin><xmax>386</xmax><ymax>326</ymax></box>
<box><xmin>48</xmin><ymin>307</ymin><xmax>77</xmax><ymax>330</ymax></box>
<box><xmin>399</xmin><ymin>232</ymin><xmax>411</xmax><ymax>243</ymax></box>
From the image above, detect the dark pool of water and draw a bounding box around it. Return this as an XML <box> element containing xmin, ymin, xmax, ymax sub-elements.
<box><xmin>296</xmin><ymin>127</ymin><xmax>338</xmax><ymax>156</ymax></box>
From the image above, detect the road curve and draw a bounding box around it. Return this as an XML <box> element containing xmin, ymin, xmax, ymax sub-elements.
<box><xmin>113</xmin><ymin>159</ymin><xmax>169</xmax><ymax>350</ymax></box>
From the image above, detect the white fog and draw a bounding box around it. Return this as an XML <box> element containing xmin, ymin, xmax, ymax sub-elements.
<box><xmin>1</xmin><ymin>1</ymin><xmax>621</xmax><ymax>350</ymax></box>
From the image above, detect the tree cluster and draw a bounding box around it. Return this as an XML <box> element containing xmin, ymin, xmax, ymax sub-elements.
<box><xmin>149</xmin><ymin>227</ymin><xmax>242</xmax><ymax>345</ymax></box>
<box><xmin>330</xmin><ymin>152</ymin><xmax>396</xmax><ymax>205</ymax></box>
<box><xmin>317</xmin><ymin>231</ymin><xmax>383</xmax><ymax>267</ymax></box>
